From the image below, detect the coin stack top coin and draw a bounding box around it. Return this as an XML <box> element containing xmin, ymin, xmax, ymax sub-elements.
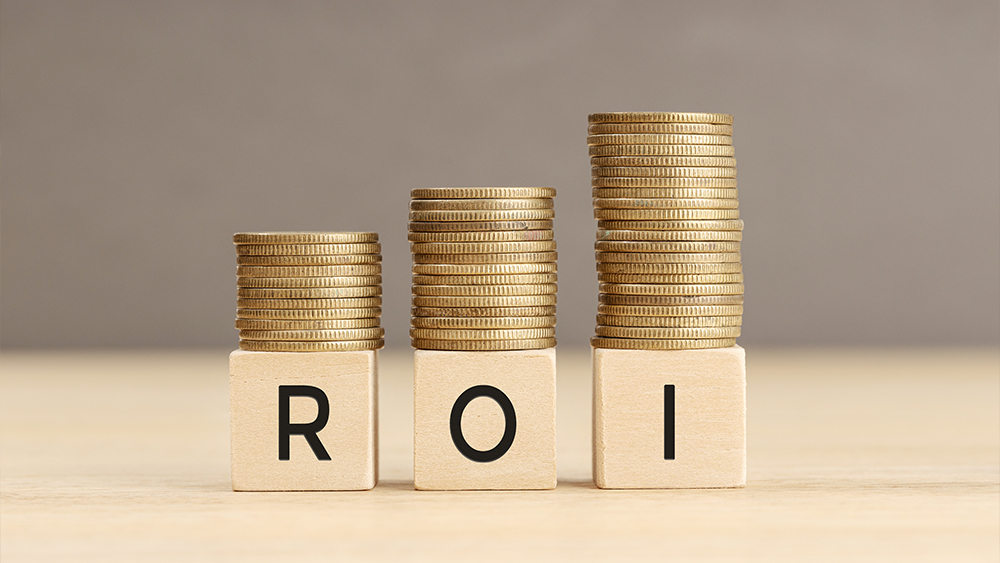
<box><xmin>409</xmin><ymin>188</ymin><xmax>557</xmax><ymax>351</ymax></box>
<box><xmin>588</xmin><ymin>113</ymin><xmax>743</xmax><ymax>350</ymax></box>
<box><xmin>234</xmin><ymin>232</ymin><xmax>384</xmax><ymax>351</ymax></box>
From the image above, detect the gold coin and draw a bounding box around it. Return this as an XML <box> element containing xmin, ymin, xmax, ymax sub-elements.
<box><xmin>592</xmin><ymin>166</ymin><xmax>736</xmax><ymax>178</ymax></box>
<box><xmin>233</xmin><ymin>232</ymin><xmax>378</xmax><ymax>244</ymax></box>
<box><xmin>237</xmin><ymin>307</ymin><xmax>381</xmax><ymax>320</ymax></box>
<box><xmin>235</xmin><ymin>318</ymin><xmax>380</xmax><ymax>330</ymax></box>
<box><xmin>412</xmin><ymin>295</ymin><xmax>556</xmax><ymax>308</ymax></box>
<box><xmin>234</xmin><ymin>243</ymin><xmax>381</xmax><ymax>256</ymax></box>
<box><xmin>597</xmin><ymin>304</ymin><xmax>743</xmax><ymax>317</ymax></box>
<box><xmin>409</xmin><ymin>209</ymin><xmax>554</xmax><ymax>222</ymax></box>
<box><xmin>595</xmin><ymin>240</ymin><xmax>741</xmax><ymax>253</ymax></box>
<box><xmin>236</xmin><ymin>297</ymin><xmax>382</xmax><ymax>309</ymax></box>
<box><xmin>240</xmin><ymin>339</ymin><xmax>384</xmax><ymax>352</ymax></box>
<box><xmin>590</xmin><ymin>144</ymin><xmax>735</xmax><ymax>157</ymax></box>
<box><xmin>237</xmin><ymin>254</ymin><xmax>382</xmax><ymax>266</ymax></box>
<box><xmin>588</xmin><ymin>134</ymin><xmax>732</xmax><ymax>146</ymax></box>
<box><xmin>412</xmin><ymin>273</ymin><xmax>557</xmax><ymax>285</ymax></box>
<box><xmin>237</xmin><ymin>286</ymin><xmax>381</xmax><ymax>299</ymax></box>
<box><xmin>598</xmin><ymin>273</ymin><xmax>743</xmax><ymax>284</ymax></box>
<box><xmin>588</xmin><ymin>122</ymin><xmax>733</xmax><ymax>135</ymax></box>
<box><xmin>410</xmin><ymin>199</ymin><xmax>553</xmax><ymax>211</ymax></box>
<box><xmin>237</xmin><ymin>264</ymin><xmax>381</xmax><ymax>277</ymax></box>
<box><xmin>409</xmin><ymin>230</ymin><xmax>553</xmax><ymax>243</ymax></box>
<box><xmin>591</xmin><ymin>156</ymin><xmax>736</xmax><ymax>168</ymax></box>
<box><xmin>413</xmin><ymin>262</ymin><xmax>557</xmax><ymax>275</ymax></box>
<box><xmin>597</xmin><ymin>262</ymin><xmax>742</xmax><ymax>274</ymax></box>
<box><xmin>412</xmin><ymin>251</ymin><xmax>557</xmax><ymax>264</ymax></box>
<box><xmin>588</xmin><ymin>112</ymin><xmax>733</xmax><ymax>124</ymax></box>
<box><xmin>599</xmin><ymin>294</ymin><xmax>744</xmax><ymax>306</ymax></box>
<box><xmin>411</xmin><ymin>187</ymin><xmax>556</xmax><ymax>199</ymax></box>
<box><xmin>408</xmin><ymin>220</ymin><xmax>553</xmax><ymax>232</ymax></box>
<box><xmin>411</xmin><ymin>241</ymin><xmax>557</xmax><ymax>254</ymax></box>
<box><xmin>597</xmin><ymin>219</ymin><xmax>744</xmax><ymax>231</ymax></box>
<box><xmin>599</xmin><ymin>283</ymin><xmax>744</xmax><ymax>296</ymax></box>
<box><xmin>595</xmin><ymin>208</ymin><xmax>739</xmax><ymax>220</ymax></box>
<box><xmin>412</xmin><ymin>305</ymin><xmax>556</xmax><ymax>318</ymax></box>
<box><xmin>593</xmin><ymin>198</ymin><xmax>739</xmax><ymax>209</ymax></box>
<box><xmin>596</xmin><ymin>326</ymin><xmax>740</xmax><ymax>339</ymax></box>
<box><xmin>237</xmin><ymin>276</ymin><xmax>381</xmax><ymax>288</ymax></box>
<box><xmin>596</xmin><ymin>229</ymin><xmax>742</xmax><ymax>242</ymax></box>
<box><xmin>412</xmin><ymin>338</ymin><xmax>556</xmax><ymax>351</ymax></box>
<box><xmin>411</xmin><ymin>316</ymin><xmax>556</xmax><ymax>329</ymax></box>
<box><xmin>593</xmin><ymin>177</ymin><xmax>737</xmax><ymax>188</ymax></box>
<box><xmin>596</xmin><ymin>252</ymin><xmax>741</xmax><ymax>263</ymax></box>
<box><xmin>597</xmin><ymin>314</ymin><xmax>741</xmax><ymax>328</ymax></box>
<box><xmin>412</xmin><ymin>284</ymin><xmax>557</xmax><ymax>296</ymax></box>
<box><xmin>590</xmin><ymin>337</ymin><xmax>736</xmax><ymax>350</ymax></box>
<box><xmin>593</xmin><ymin>188</ymin><xmax>737</xmax><ymax>199</ymax></box>
<box><xmin>239</xmin><ymin>328</ymin><xmax>385</xmax><ymax>341</ymax></box>
<box><xmin>409</xmin><ymin>327</ymin><xmax>555</xmax><ymax>340</ymax></box>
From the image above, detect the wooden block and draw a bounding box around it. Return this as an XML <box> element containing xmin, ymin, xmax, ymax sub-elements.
<box><xmin>593</xmin><ymin>345</ymin><xmax>745</xmax><ymax>489</ymax></box>
<box><xmin>230</xmin><ymin>350</ymin><xmax>377</xmax><ymax>491</ymax></box>
<box><xmin>413</xmin><ymin>348</ymin><xmax>557</xmax><ymax>490</ymax></box>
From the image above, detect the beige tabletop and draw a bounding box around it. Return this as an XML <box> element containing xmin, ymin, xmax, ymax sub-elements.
<box><xmin>1</xmin><ymin>347</ymin><xmax>998</xmax><ymax>561</ymax></box>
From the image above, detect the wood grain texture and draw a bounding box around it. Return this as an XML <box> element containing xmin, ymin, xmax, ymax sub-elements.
<box><xmin>593</xmin><ymin>346</ymin><xmax>745</xmax><ymax>488</ymax></box>
<box><xmin>230</xmin><ymin>350</ymin><xmax>377</xmax><ymax>491</ymax></box>
<box><xmin>413</xmin><ymin>348</ymin><xmax>556</xmax><ymax>490</ymax></box>
<box><xmin>1</xmin><ymin>348</ymin><xmax>998</xmax><ymax>561</ymax></box>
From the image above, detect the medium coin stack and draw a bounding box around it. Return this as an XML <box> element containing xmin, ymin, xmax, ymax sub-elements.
<box><xmin>588</xmin><ymin>112</ymin><xmax>743</xmax><ymax>350</ymax></box>
<box><xmin>409</xmin><ymin>187</ymin><xmax>558</xmax><ymax>351</ymax></box>
<box><xmin>233</xmin><ymin>232</ymin><xmax>385</xmax><ymax>351</ymax></box>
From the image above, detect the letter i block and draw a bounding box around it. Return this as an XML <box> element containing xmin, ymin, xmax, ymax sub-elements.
<box><xmin>593</xmin><ymin>346</ymin><xmax>745</xmax><ymax>489</ymax></box>
<box><xmin>413</xmin><ymin>349</ymin><xmax>557</xmax><ymax>490</ymax></box>
<box><xmin>229</xmin><ymin>350</ymin><xmax>377</xmax><ymax>491</ymax></box>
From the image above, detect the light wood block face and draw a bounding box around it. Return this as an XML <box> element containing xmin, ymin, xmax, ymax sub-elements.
<box><xmin>230</xmin><ymin>350</ymin><xmax>377</xmax><ymax>491</ymax></box>
<box><xmin>593</xmin><ymin>345</ymin><xmax>745</xmax><ymax>489</ymax></box>
<box><xmin>413</xmin><ymin>348</ymin><xmax>557</xmax><ymax>490</ymax></box>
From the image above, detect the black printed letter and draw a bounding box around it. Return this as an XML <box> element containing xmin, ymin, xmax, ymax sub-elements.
<box><xmin>450</xmin><ymin>385</ymin><xmax>516</xmax><ymax>462</ymax></box>
<box><xmin>278</xmin><ymin>385</ymin><xmax>331</xmax><ymax>461</ymax></box>
<box><xmin>664</xmin><ymin>384</ymin><xmax>675</xmax><ymax>460</ymax></box>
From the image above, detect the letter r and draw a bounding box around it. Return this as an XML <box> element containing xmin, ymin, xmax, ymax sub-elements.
<box><xmin>278</xmin><ymin>385</ymin><xmax>331</xmax><ymax>461</ymax></box>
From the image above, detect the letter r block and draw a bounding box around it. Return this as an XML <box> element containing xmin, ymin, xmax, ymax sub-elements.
<box><xmin>593</xmin><ymin>345</ymin><xmax>746</xmax><ymax>489</ymax></box>
<box><xmin>229</xmin><ymin>350</ymin><xmax>377</xmax><ymax>491</ymax></box>
<box><xmin>413</xmin><ymin>348</ymin><xmax>557</xmax><ymax>490</ymax></box>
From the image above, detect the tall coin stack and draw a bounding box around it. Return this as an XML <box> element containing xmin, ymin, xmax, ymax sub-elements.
<box><xmin>588</xmin><ymin>112</ymin><xmax>743</xmax><ymax>350</ymax></box>
<box><xmin>234</xmin><ymin>232</ymin><xmax>385</xmax><ymax>351</ymax></box>
<box><xmin>409</xmin><ymin>188</ymin><xmax>558</xmax><ymax>351</ymax></box>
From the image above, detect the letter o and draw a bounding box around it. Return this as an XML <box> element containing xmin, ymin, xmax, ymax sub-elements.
<box><xmin>449</xmin><ymin>385</ymin><xmax>516</xmax><ymax>462</ymax></box>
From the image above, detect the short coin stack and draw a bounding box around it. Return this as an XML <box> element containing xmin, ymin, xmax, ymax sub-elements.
<box><xmin>409</xmin><ymin>187</ymin><xmax>558</xmax><ymax>351</ymax></box>
<box><xmin>588</xmin><ymin>112</ymin><xmax>743</xmax><ymax>350</ymax></box>
<box><xmin>234</xmin><ymin>232</ymin><xmax>385</xmax><ymax>351</ymax></box>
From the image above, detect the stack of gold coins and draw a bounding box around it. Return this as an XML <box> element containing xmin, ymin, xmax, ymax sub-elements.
<box><xmin>233</xmin><ymin>232</ymin><xmax>384</xmax><ymax>351</ymax></box>
<box><xmin>588</xmin><ymin>112</ymin><xmax>743</xmax><ymax>350</ymax></box>
<box><xmin>409</xmin><ymin>187</ymin><xmax>557</xmax><ymax>351</ymax></box>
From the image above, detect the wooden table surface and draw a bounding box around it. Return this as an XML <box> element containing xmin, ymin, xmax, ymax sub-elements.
<box><xmin>2</xmin><ymin>348</ymin><xmax>998</xmax><ymax>561</ymax></box>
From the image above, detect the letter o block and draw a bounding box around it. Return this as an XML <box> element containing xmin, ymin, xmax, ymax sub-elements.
<box><xmin>230</xmin><ymin>350</ymin><xmax>377</xmax><ymax>491</ymax></box>
<box><xmin>414</xmin><ymin>348</ymin><xmax>557</xmax><ymax>490</ymax></box>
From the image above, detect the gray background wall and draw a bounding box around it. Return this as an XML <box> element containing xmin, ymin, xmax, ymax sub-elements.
<box><xmin>2</xmin><ymin>0</ymin><xmax>998</xmax><ymax>349</ymax></box>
